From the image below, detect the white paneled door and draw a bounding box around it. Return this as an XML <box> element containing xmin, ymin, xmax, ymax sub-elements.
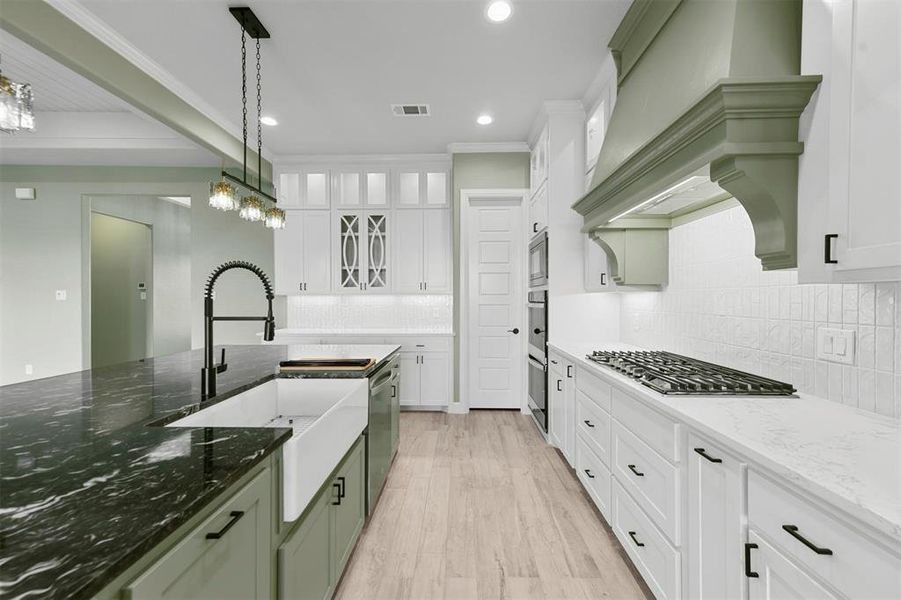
<box><xmin>464</xmin><ymin>192</ymin><xmax>526</xmax><ymax>409</ymax></box>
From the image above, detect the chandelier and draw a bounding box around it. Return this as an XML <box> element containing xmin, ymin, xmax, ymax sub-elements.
<box><xmin>0</xmin><ymin>56</ymin><xmax>35</xmax><ymax>133</ymax></box>
<box><xmin>208</xmin><ymin>7</ymin><xmax>284</xmax><ymax>229</ymax></box>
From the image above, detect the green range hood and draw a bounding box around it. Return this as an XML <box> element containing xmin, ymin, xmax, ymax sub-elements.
<box><xmin>573</xmin><ymin>0</ymin><xmax>821</xmax><ymax>285</ymax></box>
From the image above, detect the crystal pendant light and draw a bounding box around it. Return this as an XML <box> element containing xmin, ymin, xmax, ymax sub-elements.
<box><xmin>239</xmin><ymin>195</ymin><xmax>264</xmax><ymax>221</ymax></box>
<box><xmin>264</xmin><ymin>206</ymin><xmax>286</xmax><ymax>229</ymax></box>
<box><xmin>0</xmin><ymin>68</ymin><xmax>35</xmax><ymax>133</ymax></box>
<box><xmin>208</xmin><ymin>180</ymin><xmax>237</xmax><ymax>211</ymax></box>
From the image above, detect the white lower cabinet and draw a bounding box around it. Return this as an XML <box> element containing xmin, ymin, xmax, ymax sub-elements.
<box><xmin>686</xmin><ymin>433</ymin><xmax>746</xmax><ymax>600</ymax></box>
<box><xmin>548</xmin><ymin>351</ymin><xmax>575</xmax><ymax>465</ymax></box>
<box><xmin>612</xmin><ymin>480</ymin><xmax>681</xmax><ymax>600</ymax></box>
<box><xmin>559</xmin><ymin>356</ymin><xmax>899</xmax><ymax>600</ymax></box>
<box><xmin>400</xmin><ymin>351</ymin><xmax>450</xmax><ymax>407</ymax></box>
<box><xmin>576</xmin><ymin>435</ymin><xmax>611</xmax><ymax>518</ymax></box>
<box><xmin>746</xmin><ymin>531</ymin><xmax>838</xmax><ymax>600</ymax></box>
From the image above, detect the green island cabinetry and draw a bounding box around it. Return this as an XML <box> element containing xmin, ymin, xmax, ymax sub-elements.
<box><xmin>279</xmin><ymin>435</ymin><xmax>366</xmax><ymax>600</ymax></box>
<box><xmin>112</xmin><ymin>434</ymin><xmax>367</xmax><ymax>600</ymax></box>
<box><xmin>124</xmin><ymin>468</ymin><xmax>273</xmax><ymax>599</ymax></box>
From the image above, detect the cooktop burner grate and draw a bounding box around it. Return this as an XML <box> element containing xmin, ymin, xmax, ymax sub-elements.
<box><xmin>587</xmin><ymin>350</ymin><xmax>796</xmax><ymax>396</ymax></box>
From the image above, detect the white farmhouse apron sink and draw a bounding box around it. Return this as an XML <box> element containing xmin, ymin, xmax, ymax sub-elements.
<box><xmin>168</xmin><ymin>378</ymin><xmax>369</xmax><ymax>522</ymax></box>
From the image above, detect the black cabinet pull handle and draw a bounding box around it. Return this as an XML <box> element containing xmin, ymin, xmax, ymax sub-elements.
<box><xmin>824</xmin><ymin>234</ymin><xmax>838</xmax><ymax>264</ymax></box>
<box><xmin>782</xmin><ymin>525</ymin><xmax>833</xmax><ymax>555</ymax></box>
<box><xmin>557</xmin><ymin>379</ymin><xmax>563</xmax><ymax>391</ymax></box>
<box><xmin>583</xmin><ymin>419</ymin><xmax>595</xmax><ymax>428</ymax></box>
<box><xmin>694</xmin><ymin>448</ymin><xmax>723</xmax><ymax>463</ymax></box>
<box><xmin>627</xmin><ymin>531</ymin><xmax>645</xmax><ymax>547</ymax></box>
<box><xmin>391</xmin><ymin>385</ymin><xmax>397</xmax><ymax>398</ymax></box>
<box><xmin>627</xmin><ymin>464</ymin><xmax>645</xmax><ymax>477</ymax></box>
<box><xmin>566</xmin><ymin>365</ymin><xmax>573</xmax><ymax>378</ymax></box>
<box><xmin>205</xmin><ymin>510</ymin><xmax>244</xmax><ymax>540</ymax></box>
<box><xmin>332</xmin><ymin>482</ymin><xmax>343</xmax><ymax>505</ymax></box>
<box><xmin>744</xmin><ymin>543</ymin><xmax>759</xmax><ymax>578</ymax></box>
<box><xmin>533</xmin><ymin>222</ymin><xmax>538</xmax><ymax>233</ymax></box>
<box><xmin>584</xmin><ymin>469</ymin><xmax>595</xmax><ymax>479</ymax></box>
<box><xmin>600</xmin><ymin>273</ymin><xmax>607</xmax><ymax>286</ymax></box>
<box><xmin>337</xmin><ymin>476</ymin><xmax>346</xmax><ymax>499</ymax></box>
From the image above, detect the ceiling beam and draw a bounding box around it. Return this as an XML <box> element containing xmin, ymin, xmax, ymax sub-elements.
<box><xmin>0</xmin><ymin>0</ymin><xmax>271</xmax><ymax>184</ymax></box>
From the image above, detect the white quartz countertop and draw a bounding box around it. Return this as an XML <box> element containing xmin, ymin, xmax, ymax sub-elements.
<box><xmin>281</xmin><ymin>344</ymin><xmax>401</xmax><ymax>362</ymax></box>
<box><xmin>549</xmin><ymin>340</ymin><xmax>901</xmax><ymax>540</ymax></box>
<box><xmin>273</xmin><ymin>328</ymin><xmax>454</xmax><ymax>337</ymax></box>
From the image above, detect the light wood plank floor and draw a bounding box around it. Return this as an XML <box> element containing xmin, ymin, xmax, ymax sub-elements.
<box><xmin>335</xmin><ymin>411</ymin><xmax>651</xmax><ymax>600</ymax></box>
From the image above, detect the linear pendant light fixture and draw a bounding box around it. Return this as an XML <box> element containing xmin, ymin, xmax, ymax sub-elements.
<box><xmin>208</xmin><ymin>6</ymin><xmax>285</xmax><ymax>229</ymax></box>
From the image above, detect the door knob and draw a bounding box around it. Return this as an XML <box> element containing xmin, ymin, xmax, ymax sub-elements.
<box><xmin>507</xmin><ymin>328</ymin><xmax>519</xmax><ymax>334</ymax></box>
<box><xmin>533</xmin><ymin>328</ymin><xmax>544</xmax><ymax>334</ymax></box>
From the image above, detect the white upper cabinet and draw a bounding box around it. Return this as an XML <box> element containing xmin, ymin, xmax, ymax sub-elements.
<box><xmin>365</xmin><ymin>171</ymin><xmax>388</xmax><ymax>206</ymax></box>
<box><xmin>392</xmin><ymin>208</ymin><xmax>451</xmax><ymax>293</ymax></box>
<box><xmin>303</xmin><ymin>170</ymin><xmax>330</xmax><ymax>209</ymax></box>
<box><xmin>394</xmin><ymin>167</ymin><xmax>450</xmax><ymax>208</ymax></box>
<box><xmin>332</xmin><ymin>171</ymin><xmax>361</xmax><ymax>207</ymax></box>
<box><xmin>274</xmin><ymin>210</ymin><xmax>331</xmax><ymax>294</ymax></box>
<box><xmin>334</xmin><ymin>211</ymin><xmax>389</xmax><ymax>293</ymax></box>
<box><xmin>277</xmin><ymin>173</ymin><xmax>301</xmax><ymax>208</ymax></box>
<box><xmin>528</xmin><ymin>182</ymin><xmax>548</xmax><ymax>237</ymax></box>
<box><xmin>798</xmin><ymin>0</ymin><xmax>901</xmax><ymax>282</ymax></box>
<box><xmin>530</xmin><ymin>124</ymin><xmax>549</xmax><ymax>197</ymax></box>
<box><xmin>422</xmin><ymin>209</ymin><xmax>451</xmax><ymax>292</ymax></box>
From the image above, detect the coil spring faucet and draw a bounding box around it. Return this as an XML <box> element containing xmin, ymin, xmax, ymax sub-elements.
<box><xmin>202</xmin><ymin>260</ymin><xmax>275</xmax><ymax>399</ymax></box>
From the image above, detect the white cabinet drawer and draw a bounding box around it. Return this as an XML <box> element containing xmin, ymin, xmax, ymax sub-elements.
<box><xmin>576</xmin><ymin>366</ymin><xmax>611</xmax><ymax>412</ymax></box>
<box><xmin>612</xmin><ymin>388</ymin><xmax>679</xmax><ymax>462</ymax></box>
<box><xmin>576</xmin><ymin>390</ymin><xmax>611</xmax><ymax>467</ymax></box>
<box><xmin>612</xmin><ymin>480</ymin><xmax>681</xmax><ymax>600</ymax></box>
<box><xmin>396</xmin><ymin>337</ymin><xmax>451</xmax><ymax>353</ymax></box>
<box><xmin>576</xmin><ymin>436</ymin><xmax>611</xmax><ymax>520</ymax></box>
<box><xmin>748</xmin><ymin>470</ymin><xmax>901</xmax><ymax>600</ymax></box>
<box><xmin>612</xmin><ymin>422</ymin><xmax>680</xmax><ymax>545</ymax></box>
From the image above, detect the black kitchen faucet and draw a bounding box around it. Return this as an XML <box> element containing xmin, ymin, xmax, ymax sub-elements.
<box><xmin>201</xmin><ymin>260</ymin><xmax>275</xmax><ymax>399</ymax></box>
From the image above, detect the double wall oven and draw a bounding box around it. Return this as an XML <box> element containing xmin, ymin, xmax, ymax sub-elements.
<box><xmin>527</xmin><ymin>231</ymin><xmax>548</xmax><ymax>432</ymax></box>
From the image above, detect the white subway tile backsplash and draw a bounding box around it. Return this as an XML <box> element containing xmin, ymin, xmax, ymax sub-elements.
<box><xmin>620</xmin><ymin>206</ymin><xmax>900</xmax><ymax>418</ymax></box>
<box><xmin>285</xmin><ymin>294</ymin><xmax>452</xmax><ymax>332</ymax></box>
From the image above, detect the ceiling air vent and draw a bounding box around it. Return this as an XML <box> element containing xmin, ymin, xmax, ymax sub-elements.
<box><xmin>391</xmin><ymin>104</ymin><xmax>430</xmax><ymax>117</ymax></box>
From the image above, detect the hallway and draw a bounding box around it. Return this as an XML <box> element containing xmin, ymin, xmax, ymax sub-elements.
<box><xmin>335</xmin><ymin>411</ymin><xmax>649</xmax><ymax>600</ymax></box>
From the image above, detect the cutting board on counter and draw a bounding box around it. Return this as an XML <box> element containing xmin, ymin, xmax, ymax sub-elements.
<box><xmin>279</xmin><ymin>358</ymin><xmax>375</xmax><ymax>372</ymax></box>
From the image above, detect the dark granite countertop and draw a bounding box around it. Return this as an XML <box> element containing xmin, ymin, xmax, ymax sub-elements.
<box><xmin>0</xmin><ymin>344</ymin><xmax>398</xmax><ymax>600</ymax></box>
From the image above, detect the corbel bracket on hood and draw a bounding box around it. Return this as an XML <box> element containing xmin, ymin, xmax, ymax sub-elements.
<box><xmin>574</xmin><ymin>76</ymin><xmax>821</xmax><ymax>270</ymax></box>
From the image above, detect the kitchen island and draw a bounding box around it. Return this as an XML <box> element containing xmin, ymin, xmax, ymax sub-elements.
<box><xmin>0</xmin><ymin>343</ymin><xmax>398</xmax><ymax>600</ymax></box>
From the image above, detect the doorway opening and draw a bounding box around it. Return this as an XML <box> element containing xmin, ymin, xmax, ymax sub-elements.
<box><xmin>90</xmin><ymin>213</ymin><xmax>153</xmax><ymax>368</ymax></box>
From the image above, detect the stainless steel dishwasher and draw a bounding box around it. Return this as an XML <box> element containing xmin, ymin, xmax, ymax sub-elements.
<box><xmin>366</xmin><ymin>355</ymin><xmax>399</xmax><ymax>514</ymax></box>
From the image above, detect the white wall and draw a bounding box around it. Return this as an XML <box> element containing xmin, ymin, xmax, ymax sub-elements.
<box><xmin>620</xmin><ymin>206</ymin><xmax>901</xmax><ymax>418</ymax></box>
<box><xmin>0</xmin><ymin>166</ymin><xmax>275</xmax><ymax>385</ymax></box>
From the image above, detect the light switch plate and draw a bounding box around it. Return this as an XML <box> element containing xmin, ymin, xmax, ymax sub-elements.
<box><xmin>816</xmin><ymin>327</ymin><xmax>855</xmax><ymax>364</ymax></box>
<box><xmin>55</xmin><ymin>289</ymin><xmax>67</xmax><ymax>301</ymax></box>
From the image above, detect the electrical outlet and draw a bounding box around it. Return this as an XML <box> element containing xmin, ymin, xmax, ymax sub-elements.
<box><xmin>25</xmin><ymin>364</ymin><xmax>33</xmax><ymax>375</ymax></box>
<box><xmin>55</xmin><ymin>289</ymin><xmax>67</xmax><ymax>301</ymax></box>
<box><xmin>816</xmin><ymin>327</ymin><xmax>856</xmax><ymax>365</ymax></box>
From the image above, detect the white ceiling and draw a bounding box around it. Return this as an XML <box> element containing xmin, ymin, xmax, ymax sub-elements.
<box><xmin>73</xmin><ymin>0</ymin><xmax>630</xmax><ymax>156</ymax></box>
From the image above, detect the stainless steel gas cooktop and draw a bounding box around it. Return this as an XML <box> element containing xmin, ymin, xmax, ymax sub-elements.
<box><xmin>587</xmin><ymin>350</ymin><xmax>796</xmax><ymax>396</ymax></box>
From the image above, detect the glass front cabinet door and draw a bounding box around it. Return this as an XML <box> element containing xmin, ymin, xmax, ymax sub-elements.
<box><xmin>335</xmin><ymin>211</ymin><xmax>389</xmax><ymax>292</ymax></box>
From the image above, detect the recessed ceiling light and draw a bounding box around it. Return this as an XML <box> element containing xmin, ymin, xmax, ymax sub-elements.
<box><xmin>260</xmin><ymin>116</ymin><xmax>278</xmax><ymax>126</ymax></box>
<box><xmin>485</xmin><ymin>1</ymin><xmax>512</xmax><ymax>23</ymax></box>
<box><xmin>477</xmin><ymin>114</ymin><xmax>494</xmax><ymax>125</ymax></box>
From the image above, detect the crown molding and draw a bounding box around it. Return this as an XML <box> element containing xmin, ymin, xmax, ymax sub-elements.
<box><xmin>527</xmin><ymin>100</ymin><xmax>586</xmax><ymax>145</ymax></box>
<box><xmin>272</xmin><ymin>153</ymin><xmax>451</xmax><ymax>168</ymax></box>
<box><xmin>446</xmin><ymin>142</ymin><xmax>530</xmax><ymax>154</ymax></box>
<box><xmin>42</xmin><ymin>0</ymin><xmax>268</xmax><ymax>156</ymax></box>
